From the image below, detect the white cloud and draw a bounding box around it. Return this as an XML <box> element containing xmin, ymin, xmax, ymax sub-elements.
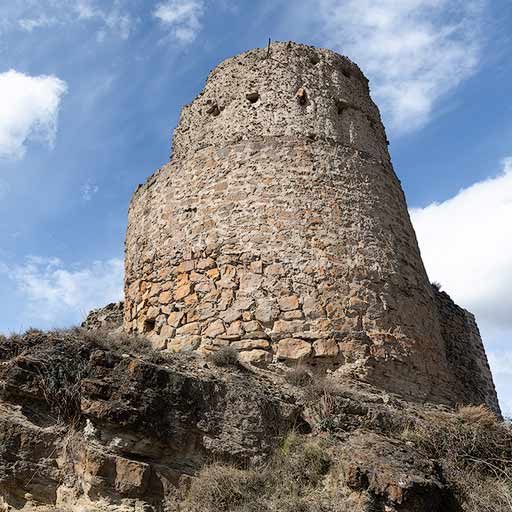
<box><xmin>18</xmin><ymin>15</ymin><xmax>57</xmax><ymax>31</ymax></box>
<box><xmin>0</xmin><ymin>70</ymin><xmax>68</xmax><ymax>160</ymax></box>
<box><xmin>311</xmin><ymin>0</ymin><xmax>485</xmax><ymax>133</ymax></box>
<box><xmin>154</xmin><ymin>0</ymin><xmax>205</xmax><ymax>43</ymax></box>
<box><xmin>6</xmin><ymin>256</ymin><xmax>123</xmax><ymax>324</ymax></box>
<box><xmin>82</xmin><ymin>181</ymin><xmax>99</xmax><ymax>201</ymax></box>
<box><xmin>75</xmin><ymin>0</ymin><xmax>134</xmax><ymax>40</ymax></box>
<box><xmin>1</xmin><ymin>0</ymin><xmax>134</xmax><ymax>40</ymax></box>
<box><xmin>410</xmin><ymin>158</ymin><xmax>512</xmax><ymax>329</ymax></box>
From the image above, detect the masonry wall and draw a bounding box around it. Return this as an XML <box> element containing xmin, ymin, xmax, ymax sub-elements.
<box><xmin>433</xmin><ymin>288</ymin><xmax>501</xmax><ymax>415</ymax></box>
<box><xmin>124</xmin><ymin>42</ymin><xmax>500</xmax><ymax>411</ymax></box>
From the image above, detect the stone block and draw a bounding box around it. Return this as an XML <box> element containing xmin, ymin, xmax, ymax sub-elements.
<box><xmin>220</xmin><ymin>307</ymin><xmax>242</xmax><ymax>323</ymax></box>
<box><xmin>278</xmin><ymin>295</ymin><xmax>299</xmax><ymax>311</ymax></box>
<box><xmin>159</xmin><ymin>291</ymin><xmax>172</xmax><ymax>304</ymax></box>
<box><xmin>276</xmin><ymin>338</ymin><xmax>312</xmax><ymax>360</ymax></box>
<box><xmin>148</xmin><ymin>333</ymin><xmax>167</xmax><ymax>351</ymax></box>
<box><xmin>177</xmin><ymin>260</ymin><xmax>195</xmax><ymax>273</ymax></box>
<box><xmin>176</xmin><ymin>322</ymin><xmax>200</xmax><ymax>336</ymax></box>
<box><xmin>197</xmin><ymin>257</ymin><xmax>216</xmax><ymax>270</ymax></box>
<box><xmin>168</xmin><ymin>311</ymin><xmax>185</xmax><ymax>327</ymax></box>
<box><xmin>271</xmin><ymin>319</ymin><xmax>306</xmax><ymax>339</ymax></box>
<box><xmin>231</xmin><ymin>339</ymin><xmax>270</xmax><ymax>350</ymax></box>
<box><xmin>225</xmin><ymin>320</ymin><xmax>243</xmax><ymax>338</ymax></box>
<box><xmin>239</xmin><ymin>350</ymin><xmax>272</xmax><ymax>363</ymax></box>
<box><xmin>313</xmin><ymin>339</ymin><xmax>339</xmax><ymax>357</ymax></box>
<box><xmin>239</xmin><ymin>271</ymin><xmax>263</xmax><ymax>294</ymax></box>
<box><xmin>168</xmin><ymin>336</ymin><xmax>201</xmax><ymax>352</ymax></box>
<box><xmin>203</xmin><ymin>319</ymin><xmax>225</xmax><ymax>338</ymax></box>
<box><xmin>255</xmin><ymin>298</ymin><xmax>279</xmax><ymax>325</ymax></box>
<box><xmin>174</xmin><ymin>284</ymin><xmax>191</xmax><ymax>301</ymax></box>
<box><xmin>146</xmin><ymin>306</ymin><xmax>160</xmax><ymax>320</ymax></box>
<box><xmin>160</xmin><ymin>325</ymin><xmax>175</xmax><ymax>339</ymax></box>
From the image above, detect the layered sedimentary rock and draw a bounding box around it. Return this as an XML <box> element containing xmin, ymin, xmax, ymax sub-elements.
<box><xmin>124</xmin><ymin>42</ymin><xmax>499</xmax><ymax>412</ymax></box>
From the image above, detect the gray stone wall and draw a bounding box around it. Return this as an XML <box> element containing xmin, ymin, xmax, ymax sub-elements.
<box><xmin>433</xmin><ymin>287</ymin><xmax>501</xmax><ymax>415</ymax></box>
<box><xmin>82</xmin><ymin>302</ymin><xmax>124</xmax><ymax>331</ymax></box>
<box><xmin>124</xmin><ymin>42</ymin><xmax>500</xmax><ymax>411</ymax></box>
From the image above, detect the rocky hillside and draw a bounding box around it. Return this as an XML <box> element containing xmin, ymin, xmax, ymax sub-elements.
<box><xmin>0</xmin><ymin>329</ymin><xmax>510</xmax><ymax>512</ymax></box>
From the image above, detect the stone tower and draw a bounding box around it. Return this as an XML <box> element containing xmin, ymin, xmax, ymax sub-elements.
<box><xmin>124</xmin><ymin>42</ymin><xmax>500</xmax><ymax>413</ymax></box>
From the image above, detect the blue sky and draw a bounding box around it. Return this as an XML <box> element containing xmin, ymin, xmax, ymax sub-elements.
<box><xmin>0</xmin><ymin>0</ymin><xmax>511</xmax><ymax>415</ymax></box>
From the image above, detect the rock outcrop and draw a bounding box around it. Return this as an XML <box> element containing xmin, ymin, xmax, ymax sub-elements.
<box><xmin>123</xmin><ymin>41</ymin><xmax>499</xmax><ymax>414</ymax></box>
<box><xmin>0</xmin><ymin>330</ymin><xmax>510</xmax><ymax>512</ymax></box>
<box><xmin>0</xmin><ymin>331</ymin><xmax>304</xmax><ymax>511</ymax></box>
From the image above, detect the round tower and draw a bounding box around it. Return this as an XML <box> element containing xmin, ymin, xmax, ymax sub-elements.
<box><xmin>124</xmin><ymin>42</ymin><xmax>456</xmax><ymax>404</ymax></box>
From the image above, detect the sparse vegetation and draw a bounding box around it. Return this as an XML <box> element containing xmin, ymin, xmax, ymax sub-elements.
<box><xmin>285</xmin><ymin>366</ymin><xmax>313</xmax><ymax>386</ymax></box>
<box><xmin>183</xmin><ymin>433</ymin><xmax>335</xmax><ymax>512</ymax></box>
<box><xmin>401</xmin><ymin>405</ymin><xmax>512</xmax><ymax>512</ymax></box>
<box><xmin>208</xmin><ymin>346</ymin><xmax>239</xmax><ymax>367</ymax></box>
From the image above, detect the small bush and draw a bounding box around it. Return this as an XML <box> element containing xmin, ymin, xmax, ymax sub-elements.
<box><xmin>184</xmin><ymin>464</ymin><xmax>266</xmax><ymax>512</ymax></box>
<box><xmin>208</xmin><ymin>346</ymin><xmax>239</xmax><ymax>367</ymax></box>
<box><xmin>274</xmin><ymin>432</ymin><xmax>331</xmax><ymax>488</ymax></box>
<box><xmin>401</xmin><ymin>408</ymin><xmax>512</xmax><ymax>512</ymax></box>
<box><xmin>183</xmin><ymin>433</ymin><xmax>332</xmax><ymax>512</ymax></box>
<box><xmin>79</xmin><ymin>328</ymin><xmax>154</xmax><ymax>357</ymax></box>
<box><xmin>457</xmin><ymin>404</ymin><xmax>498</xmax><ymax>428</ymax></box>
<box><xmin>285</xmin><ymin>366</ymin><xmax>313</xmax><ymax>387</ymax></box>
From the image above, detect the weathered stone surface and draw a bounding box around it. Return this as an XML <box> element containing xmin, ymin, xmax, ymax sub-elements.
<box><xmin>0</xmin><ymin>332</ymin><xmax>304</xmax><ymax>511</ymax></box>
<box><xmin>276</xmin><ymin>338</ymin><xmax>312</xmax><ymax>360</ymax></box>
<box><xmin>123</xmin><ymin>41</ymin><xmax>500</xmax><ymax>413</ymax></box>
<box><xmin>313</xmin><ymin>339</ymin><xmax>339</xmax><ymax>357</ymax></box>
<box><xmin>176</xmin><ymin>322</ymin><xmax>200</xmax><ymax>336</ymax></box>
<box><xmin>0</xmin><ymin>331</ymin><xmax>507</xmax><ymax>511</ymax></box>
<box><xmin>433</xmin><ymin>287</ymin><xmax>500</xmax><ymax>414</ymax></box>
<box><xmin>238</xmin><ymin>349</ymin><xmax>272</xmax><ymax>363</ymax></box>
<box><xmin>278</xmin><ymin>295</ymin><xmax>300</xmax><ymax>311</ymax></box>
<box><xmin>168</xmin><ymin>335</ymin><xmax>201</xmax><ymax>352</ymax></box>
<box><xmin>231</xmin><ymin>339</ymin><xmax>270</xmax><ymax>350</ymax></box>
<box><xmin>203</xmin><ymin>319</ymin><xmax>225</xmax><ymax>338</ymax></box>
<box><xmin>82</xmin><ymin>302</ymin><xmax>124</xmax><ymax>331</ymax></box>
<box><xmin>340</xmin><ymin>432</ymin><xmax>456</xmax><ymax>510</ymax></box>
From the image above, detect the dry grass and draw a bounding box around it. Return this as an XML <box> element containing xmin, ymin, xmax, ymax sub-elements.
<box><xmin>457</xmin><ymin>404</ymin><xmax>499</xmax><ymax>428</ymax></box>
<box><xmin>401</xmin><ymin>406</ymin><xmax>512</xmax><ymax>512</ymax></box>
<box><xmin>285</xmin><ymin>366</ymin><xmax>313</xmax><ymax>387</ymax></box>
<box><xmin>208</xmin><ymin>346</ymin><xmax>239</xmax><ymax>367</ymax></box>
<box><xmin>182</xmin><ymin>433</ymin><xmax>336</xmax><ymax>512</ymax></box>
<box><xmin>78</xmin><ymin>327</ymin><xmax>154</xmax><ymax>356</ymax></box>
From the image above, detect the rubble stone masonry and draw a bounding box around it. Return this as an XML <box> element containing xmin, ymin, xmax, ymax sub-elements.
<box><xmin>124</xmin><ymin>42</ymin><xmax>500</xmax><ymax>413</ymax></box>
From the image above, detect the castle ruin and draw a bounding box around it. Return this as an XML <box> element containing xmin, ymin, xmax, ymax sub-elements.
<box><xmin>124</xmin><ymin>42</ymin><xmax>500</xmax><ymax>414</ymax></box>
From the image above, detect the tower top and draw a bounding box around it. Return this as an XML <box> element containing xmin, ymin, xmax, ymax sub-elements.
<box><xmin>172</xmin><ymin>41</ymin><xmax>388</xmax><ymax>162</ymax></box>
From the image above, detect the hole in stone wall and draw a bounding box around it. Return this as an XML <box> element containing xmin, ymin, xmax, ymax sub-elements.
<box><xmin>335</xmin><ymin>98</ymin><xmax>350</xmax><ymax>115</ymax></box>
<box><xmin>143</xmin><ymin>319</ymin><xmax>156</xmax><ymax>333</ymax></box>
<box><xmin>342</xmin><ymin>68</ymin><xmax>351</xmax><ymax>79</ymax></box>
<box><xmin>310</xmin><ymin>53</ymin><xmax>320</xmax><ymax>65</ymax></box>
<box><xmin>205</xmin><ymin>99</ymin><xmax>221</xmax><ymax>116</ymax></box>
<box><xmin>296</xmin><ymin>87</ymin><xmax>308</xmax><ymax>106</ymax></box>
<box><xmin>246</xmin><ymin>91</ymin><xmax>260</xmax><ymax>103</ymax></box>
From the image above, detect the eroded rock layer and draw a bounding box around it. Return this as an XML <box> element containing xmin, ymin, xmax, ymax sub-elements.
<box><xmin>124</xmin><ymin>42</ymin><xmax>499</xmax><ymax>411</ymax></box>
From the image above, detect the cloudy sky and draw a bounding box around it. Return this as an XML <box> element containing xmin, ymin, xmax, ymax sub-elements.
<box><xmin>0</xmin><ymin>0</ymin><xmax>510</xmax><ymax>415</ymax></box>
